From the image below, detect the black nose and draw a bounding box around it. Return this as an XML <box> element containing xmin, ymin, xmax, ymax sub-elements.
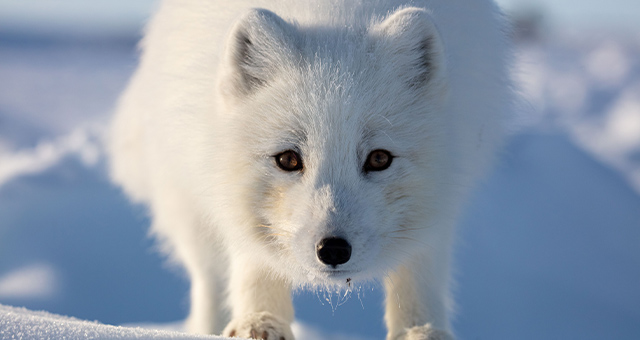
<box><xmin>316</xmin><ymin>237</ymin><xmax>352</xmax><ymax>267</ymax></box>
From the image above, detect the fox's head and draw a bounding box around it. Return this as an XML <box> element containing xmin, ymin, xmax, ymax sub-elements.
<box><xmin>208</xmin><ymin>7</ymin><xmax>456</xmax><ymax>287</ymax></box>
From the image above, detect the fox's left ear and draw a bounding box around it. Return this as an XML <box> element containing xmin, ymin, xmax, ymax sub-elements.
<box><xmin>370</xmin><ymin>7</ymin><xmax>447</xmax><ymax>93</ymax></box>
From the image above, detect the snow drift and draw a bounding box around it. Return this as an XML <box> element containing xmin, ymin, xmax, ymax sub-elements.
<box><xmin>0</xmin><ymin>304</ymin><xmax>226</xmax><ymax>340</ymax></box>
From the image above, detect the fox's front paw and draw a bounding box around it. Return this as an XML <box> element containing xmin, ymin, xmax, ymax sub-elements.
<box><xmin>223</xmin><ymin>312</ymin><xmax>294</xmax><ymax>340</ymax></box>
<box><xmin>390</xmin><ymin>324</ymin><xmax>454</xmax><ymax>340</ymax></box>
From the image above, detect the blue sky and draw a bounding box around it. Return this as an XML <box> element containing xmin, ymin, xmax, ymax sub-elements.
<box><xmin>0</xmin><ymin>0</ymin><xmax>638</xmax><ymax>35</ymax></box>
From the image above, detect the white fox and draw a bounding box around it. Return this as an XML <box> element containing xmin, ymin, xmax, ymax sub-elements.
<box><xmin>109</xmin><ymin>0</ymin><xmax>512</xmax><ymax>339</ymax></box>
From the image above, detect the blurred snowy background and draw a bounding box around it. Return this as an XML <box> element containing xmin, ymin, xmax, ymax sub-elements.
<box><xmin>1</xmin><ymin>0</ymin><xmax>639</xmax><ymax>339</ymax></box>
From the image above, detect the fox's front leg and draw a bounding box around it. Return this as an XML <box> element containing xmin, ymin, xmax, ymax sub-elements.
<box><xmin>222</xmin><ymin>256</ymin><xmax>295</xmax><ymax>340</ymax></box>
<box><xmin>384</xmin><ymin>249</ymin><xmax>455</xmax><ymax>340</ymax></box>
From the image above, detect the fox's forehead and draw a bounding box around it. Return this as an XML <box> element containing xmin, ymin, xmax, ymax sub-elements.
<box><xmin>235</xmin><ymin>34</ymin><xmax>433</xmax><ymax>159</ymax></box>
<box><xmin>263</xmin><ymin>73</ymin><xmax>393</xmax><ymax>148</ymax></box>
<box><xmin>248</xmin><ymin>76</ymin><xmax>422</xmax><ymax>158</ymax></box>
<box><xmin>292</xmin><ymin>72</ymin><xmax>423</xmax><ymax>137</ymax></box>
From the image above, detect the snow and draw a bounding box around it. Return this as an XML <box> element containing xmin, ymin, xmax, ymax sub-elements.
<box><xmin>0</xmin><ymin>304</ymin><xmax>362</xmax><ymax>340</ymax></box>
<box><xmin>583</xmin><ymin>41</ymin><xmax>632</xmax><ymax>87</ymax></box>
<box><xmin>514</xmin><ymin>37</ymin><xmax>640</xmax><ymax>194</ymax></box>
<box><xmin>454</xmin><ymin>132</ymin><xmax>640</xmax><ymax>339</ymax></box>
<box><xmin>0</xmin><ymin>304</ymin><xmax>224</xmax><ymax>339</ymax></box>
<box><xmin>0</xmin><ymin>264</ymin><xmax>58</xmax><ymax>300</ymax></box>
<box><xmin>0</xmin><ymin>128</ymin><xmax>101</xmax><ymax>187</ymax></box>
<box><xmin>0</xmin><ymin>23</ymin><xmax>639</xmax><ymax>340</ymax></box>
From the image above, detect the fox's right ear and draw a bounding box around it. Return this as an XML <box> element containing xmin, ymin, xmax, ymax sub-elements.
<box><xmin>220</xmin><ymin>8</ymin><xmax>299</xmax><ymax>100</ymax></box>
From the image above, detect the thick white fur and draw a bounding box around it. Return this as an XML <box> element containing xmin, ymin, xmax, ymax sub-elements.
<box><xmin>109</xmin><ymin>1</ymin><xmax>511</xmax><ymax>339</ymax></box>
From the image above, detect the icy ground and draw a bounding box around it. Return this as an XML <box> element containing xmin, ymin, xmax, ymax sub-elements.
<box><xmin>1</xmin><ymin>31</ymin><xmax>639</xmax><ymax>339</ymax></box>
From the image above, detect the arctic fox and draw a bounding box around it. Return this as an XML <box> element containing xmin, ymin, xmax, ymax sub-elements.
<box><xmin>109</xmin><ymin>0</ymin><xmax>511</xmax><ymax>339</ymax></box>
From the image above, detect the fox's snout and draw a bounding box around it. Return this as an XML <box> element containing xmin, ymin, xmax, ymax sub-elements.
<box><xmin>316</xmin><ymin>237</ymin><xmax>352</xmax><ymax>267</ymax></box>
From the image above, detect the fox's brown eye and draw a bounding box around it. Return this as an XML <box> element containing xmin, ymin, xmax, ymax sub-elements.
<box><xmin>364</xmin><ymin>149</ymin><xmax>392</xmax><ymax>172</ymax></box>
<box><xmin>276</xmin><ymin>150</ymin><xmax>303</xmax><ymax>171</ymax></box>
